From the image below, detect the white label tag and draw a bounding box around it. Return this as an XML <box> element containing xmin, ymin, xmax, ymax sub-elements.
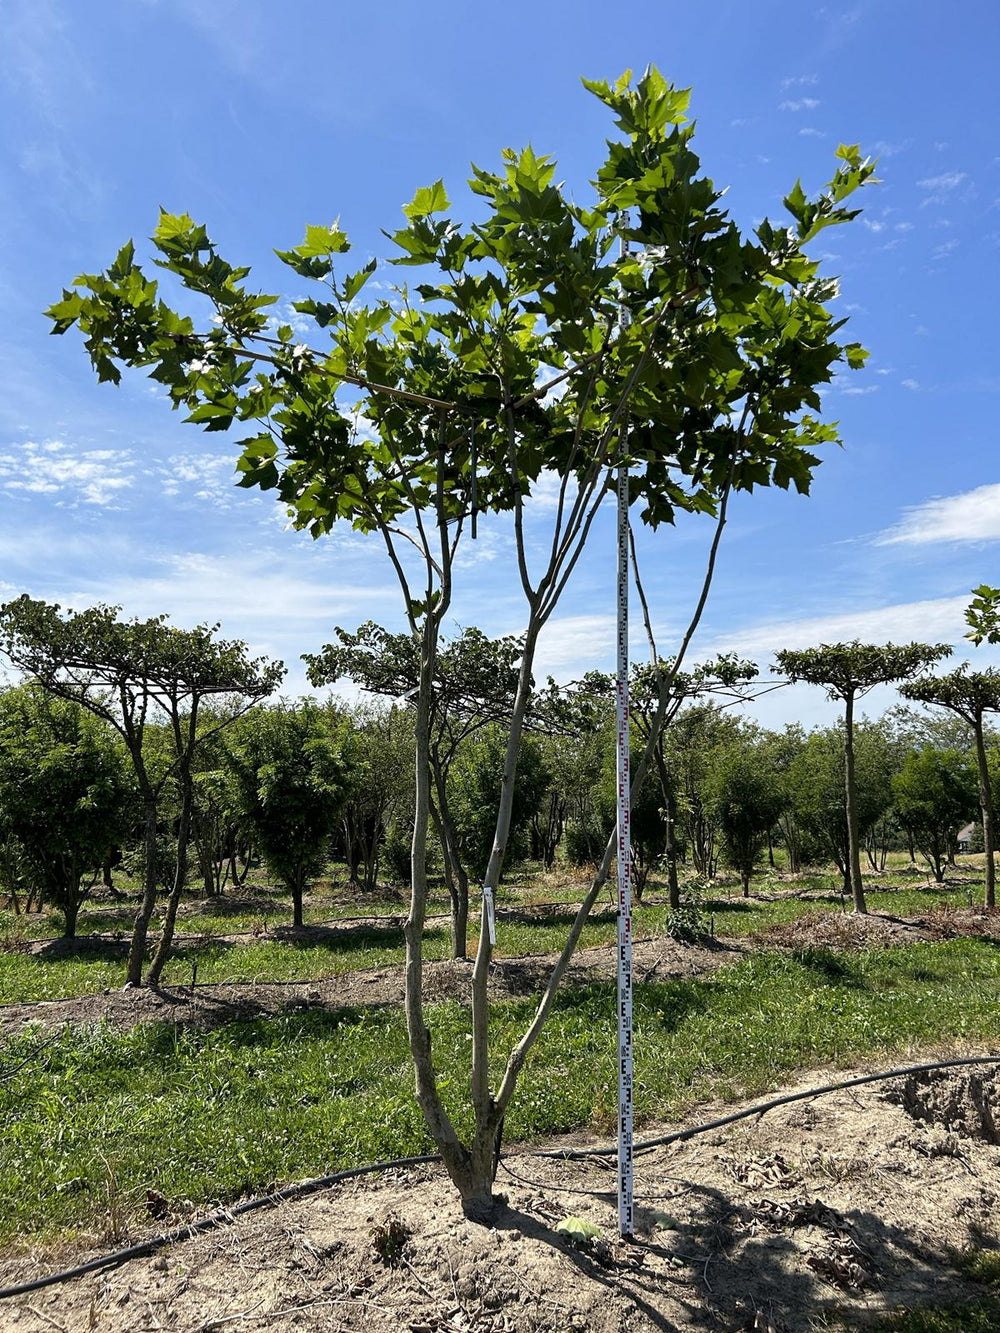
<box><xmin>482</xmin><ymin>884</ymin><xmax>497</xmax><ymax>947</ymax></box>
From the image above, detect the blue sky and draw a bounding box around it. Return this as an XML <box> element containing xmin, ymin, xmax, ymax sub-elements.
<box><xmin>1</xmin><ymin>0</ymin><xmax>998</xmax><ymax>727</ymax></box>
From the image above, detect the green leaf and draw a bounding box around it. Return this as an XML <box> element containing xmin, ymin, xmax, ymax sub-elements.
<box><xmin>343</xmin><ymin>258</ymin><xmax>378</xmax><ymax>304</ymax></box>
<box><xmin>402</xmin><ymin>180</ymin><xmax>449</xmax><ymax>221</ymax></box>
<box><xmin>783</xmin><ymin>180</ymin><xmax>808</xmax><ymax>223</ymax></box>
<box><xmin>555</xmin><ymin>1216</ymin><xmax>602</xmax><ymax>1245</ymax></box>
<box><xmin>298</xmin><ymin>222</ymin><xmax>351</xmax><ymax>256</ymax></box>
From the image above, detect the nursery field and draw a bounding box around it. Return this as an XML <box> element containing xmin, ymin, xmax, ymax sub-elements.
<box><xmin>4</xmin><ymin>856</ymin><xmax>1000</xmax><ymax>1332</ymax></box>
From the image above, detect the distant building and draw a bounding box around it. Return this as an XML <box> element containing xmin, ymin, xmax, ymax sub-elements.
<box><xmin>957</xmin><ymin>823</ymin><xmax>976</xmax><ymax>854</ymax></box>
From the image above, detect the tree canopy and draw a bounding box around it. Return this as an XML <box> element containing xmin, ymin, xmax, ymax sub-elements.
<box><xmin>775</xmin><ymin>642</ymin><xmax>952</xmax><ymax>702</ymax></box>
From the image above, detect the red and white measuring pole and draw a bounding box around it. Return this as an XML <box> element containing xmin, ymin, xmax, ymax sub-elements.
<box><xmin>615</xmin><ymin>224</ymin><xmax>634</xmax><ymax>1240</ymax></box>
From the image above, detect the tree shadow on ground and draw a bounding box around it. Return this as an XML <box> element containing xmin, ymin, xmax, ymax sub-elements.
<box><xmin>703</xmin><ymin>899</ymin><xmax>760</xmax><ymax>915</ymax></box>
<box><xmin>496</xmin><ymin>905</ymin><xmax>617</xmax><ymax>930</ymax></box>
<box><xmin>489</xmin><ymin>1165</ymin><xmax>987</xmax><ymax>1332</ymax></box>
<box><xmin>266</xmin><ymin>921</ymin><xmax>448</xmax><ymax>955</ymax></box>
<box><xmin>32</xmin><ymin>934</ymin><xmax>130</xmax><ymax>961</ymax></box>
<box><xmin>788</xmin><ymin>946</ymin><xmax>869</xmax><ymax>989</ymax></box>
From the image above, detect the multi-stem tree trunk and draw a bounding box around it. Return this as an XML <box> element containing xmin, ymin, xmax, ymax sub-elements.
<box><xmin>973</xmin><ymin>721</ymin><xmax>996</xmax><ymax>908</ymax></box>
<box><xmin>127</xmin><ymin>795</ymin><xmax>160</xmax><ymax>986</ymax></box>
<box><xmin>147</xmin><ymin>760</ymin><xmax>194</xmax><ymax>987</ymax></box>
<box><xmin>843</xmin><ymin>690</ymin><xmax>867</xmax><ymax>914</ymax></box>
<box><xmin>431</xmin><ymin>769</ymin><xmax>469</xmax><ymax>959</ymax></box>
<box><xmin>402</xmin><ymin>609</ymin><xmax>483</xmax><ymax>1209</ymax></box>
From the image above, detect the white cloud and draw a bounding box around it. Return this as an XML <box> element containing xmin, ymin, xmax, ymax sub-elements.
<box><xmin>453</xmin><ymin>528</ymin><xmax>510</xmax><ymax>570</ymax></box>
<box><xmin>160</xmin><ymin>452</ymin><xmax>236</xmax><ymax>502</ymax></box>
<box><xmin>799</xmin><ymin>127</ymin><xmax>825</xmax><ymax>138</ymax></box>
<box><xmin>901</xmin><ymin>378</ymin><xmax>919</xmax><ymax>390</ymax></box>
<box><xmin>706</xmin><ymin>595</ymin><xmax>969</xmax><ymax>660</ymax></box>
<box><xmin>918</xmin><ymin>170</ymin><xmax>969</xmax><ymax>207</ymax></box>
<box><xmin>0</xmin><ymin>439</ymin><xmax>134</xmax><ymax>506</ymax></box>
<box><xmin>781</xmin><ymin>74</ymin><xmax>818</xmax><ymax>91</ymax></box>
<box><xmin>873</xmin><ymin>139</ymin><xmax>913</xmax><ymax>158</ymax></box>
<box><xmin>523</xmin><ymin>468</ymin><xmax>568</xmax><ymax>513</ymax></box>
<box><xmin>533</xmin><ymin>614</ymin><xmax>615</xmax><ymax>680</ymax></box>
<box><xmin>780</xmin><ymin>97</ymin><xmax>820</xmax><ymax>112</ymax></box>
<box><xmin>876</xmin><ymin>483</ymin><xmax>1000</xmax><ymax>546</ymax></box>
<box><xmin>917</xmin><ymin>171</ymin><xmax>966</xmax><ymax>192</ymax></box>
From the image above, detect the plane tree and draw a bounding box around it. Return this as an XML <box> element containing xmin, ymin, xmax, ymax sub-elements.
<box><xmin>774</xmin><ymin>642</ymin><xmax>950</xmax><ymax>913</ymax></box>
<box><xmin>47</xmin><ymin>67</ymin><xmax>875</xmax><ymax>1217</ymax></box>
<box><xmin>900</xmin><ymin>668</ymin><xmax>1000</xmax><ymax>905</ymax></box>
<box><xmin>0</xmin><ymin>597</ymin><xmax>283</xmax><ymax>983</ymax></box>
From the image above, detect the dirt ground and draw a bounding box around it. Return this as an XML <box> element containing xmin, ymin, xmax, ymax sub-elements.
<box><xmin>4</xmin><ymin>1061</ymin><xmax>1000</xmax><ymax>1331</ymax></box>
<box><xmin>0</xmin><ymin>930</ymin><xmax>735</xmax><ymax>1036</ymax></box>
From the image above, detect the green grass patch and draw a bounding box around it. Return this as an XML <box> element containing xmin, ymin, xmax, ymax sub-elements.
<box><xmin>5</xmin><ymin>938</ymin><xmax>1000</xmax><ymax>1245</ymax></box>
<box><xmin>870</xmin><ymin>1303</ymin><xmax>1000</xmax><ymax>1332</ymax></box>
<box><xmin>956</xmin><ymin>1248</ymin><xmax>1000</xmax><ymax>1286</ymax></box>
<box><xmin>0</xmin><ymin>926</ymin><xmax>453</xmax><ymax>1002</ymax></box>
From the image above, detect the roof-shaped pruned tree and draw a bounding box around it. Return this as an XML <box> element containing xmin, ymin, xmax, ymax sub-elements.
<box><xmin>774</xmin><ymin>641</ymin><xmax>951</xmax><ymax>914</ymax></box>
<box><xmin>46</xmin><ymin>66</ymin><xmax>875</xmax><ymax>1218</ymax></box>
<box><xmin>0</xmin><ymin>596</ymin><xmax>284</xmax><ymax>984</ymax></box>
<box><xmin>900</xmin><ymin>667</ymin><xmax>1000</xmax><ymax>906</ymax></box>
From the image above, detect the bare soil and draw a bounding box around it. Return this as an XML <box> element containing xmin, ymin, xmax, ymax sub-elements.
<box><xmin>4</xmin><ymin>1061</ymin><xmax>1000</xmax><ymax>1332</ymax></box>
<box><xmin>0</xmin><ymin>933</ymin><xmax>735</xmax><ymax>1037</ymax></box>
<box><xmin>749</xmin><ymin>903</ymin><xmax>1000</xmax><ymax>951</ymax></box>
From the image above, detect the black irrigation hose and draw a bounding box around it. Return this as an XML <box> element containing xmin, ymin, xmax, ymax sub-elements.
<box><xmin>5</xmin><ymin>1054</ymin><xmax>1000</xmax><ymax>1303</ymax></box>
<box><xmin>0</xmin><ymin>1153</ymin><xmax>441</xmax><ymax>1302</ymax></box>
<box><xmin>533</xmin><ymin>1054</ymin><xmax>1000</xmax><ymax>1161</ymax></box>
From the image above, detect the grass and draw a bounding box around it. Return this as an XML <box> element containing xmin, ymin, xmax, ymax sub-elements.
<box><xmin>870</xmin><ymin>1304</ymin><xmax>1000</xmax><ymax>1331</ymax></box>
<box><xmin>5</xmin><ymin>937</ymin><xmax>1000</xmax><ymax>1245</ymax></box>
<box><xmin>861</xmin><ymin>1249</ymin><xmax>1000</xmax><ymax>1330</ymax></box>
